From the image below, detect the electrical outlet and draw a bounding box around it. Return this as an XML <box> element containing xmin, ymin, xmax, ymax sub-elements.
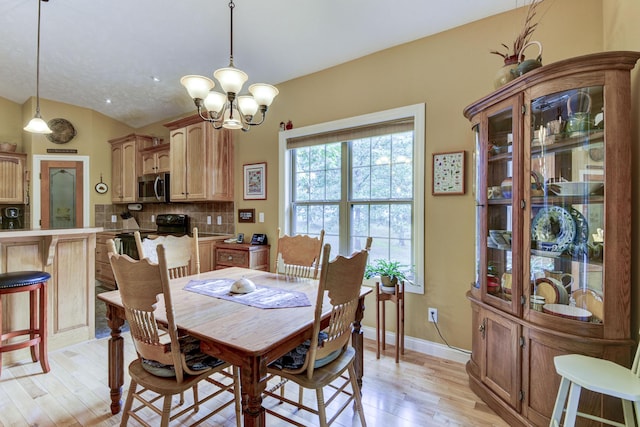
<box><xmin>428</xmin><ymin>307</ymin><xmax>438</xmax><ymax>323</ymax></box>
<box><xmin>151</xmin><ymin>215</ymin><xmax>155</xmax><ymax>223</ymax></box>
<box><xmin>217</xmin><ymin>216</ymin><xmax>222</xmax><ymax>225</ymax></box>
<box><xmin>207</xmin><ymin>216</ymin><xmax>212</xmax><ymax>225</ymax></box>
<box><xmin>259</xmin><ymin>212</ymin><xmax>265</xmax><ymax>223</ymax></box>
<box><xmin>111</xmin><ymin>215</ymin><xmax>117</xmax><ymax>223</ymax></box>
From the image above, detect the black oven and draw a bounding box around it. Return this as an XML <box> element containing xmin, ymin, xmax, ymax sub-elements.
<box><xmin>138</xmin><ymin>173</ymin><xmax>170</xmax><ymax>203</ymax></box>
<box><xmin>116</xmin><ymin>214</ymin><xmax>189</xmax><ymax>259</ymax></box>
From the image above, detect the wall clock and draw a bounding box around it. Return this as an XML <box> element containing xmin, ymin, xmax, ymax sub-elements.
<box><xmin>46</xmin><ymin>118</ymin><xmax>77</xmax><ymax>144</ymax></box>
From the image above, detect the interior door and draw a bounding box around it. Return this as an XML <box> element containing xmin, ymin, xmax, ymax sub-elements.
<box><xmin>40</xmin><ymin>160</ymin><xmax>84</xmax><ymax>229</ymax></box>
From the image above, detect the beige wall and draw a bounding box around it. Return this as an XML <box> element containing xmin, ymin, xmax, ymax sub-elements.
<box><xmin>603</xmin><ymin>0</ymin><xmax>640</xmax><ymax>338</ymax></box>
<box><xmin>231</xmin><ymin>0</ymin><xmax>606</xmax><ymax>349</ymax></box>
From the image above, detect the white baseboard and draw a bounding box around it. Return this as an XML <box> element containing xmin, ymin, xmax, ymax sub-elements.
<box><xmin>361</xmin><ymin>326</ymin><xmax>471</xmax><ymax>365</ymax></box>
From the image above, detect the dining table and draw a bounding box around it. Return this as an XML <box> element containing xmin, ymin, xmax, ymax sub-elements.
<box><xmin>97</xmin><ymin>266</ymin><xmax>372</xmax><ymax>427</ymax></box>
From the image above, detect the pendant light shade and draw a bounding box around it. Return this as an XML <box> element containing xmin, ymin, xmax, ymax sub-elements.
<box><xmin>24</xmin><ymin>0</ymin><xmax>52</xmax><ymax>134</ymax></box>
<box><xmin>180</xmin><ymin>0</ymin><xmax>278</xmax><ymax>132</ymax></box>
<box><xmin>24</xmin><ymin>114</ymin><xmax>52</xmax><ymax>134</ymax></box>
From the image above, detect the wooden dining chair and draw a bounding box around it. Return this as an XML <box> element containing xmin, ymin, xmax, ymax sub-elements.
<box><xmin>275</xmin><ymin>227</ymin><xmax>325</xmax><ymax>279</ymax></box>
<box><xmin>264</xmin><ymin>238</ymin><xmax>372</xmax><ymax>427</ymax></box>
<box><xmin>107</xmin><ymin>241</ymin><xmax>241</xmax><ymax>427</ymax></box>
<box><xmin>134</xmin><ymin>227</ymin><xmax>200</xmax><ymax>278</ymax></box>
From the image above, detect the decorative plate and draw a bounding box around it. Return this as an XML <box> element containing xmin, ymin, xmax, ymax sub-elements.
<box><xmin>95</xmin><ymin>174</ymin><xmax>108</xmax><ymax>194</ymax></box>
<box><xmin>46</xmin><ymin>118</ymin><xmax>76</xmax><ymax>144</ymax></box>
<box><xmin>568</xmin><ymin>208</ymin><xmax>589</xmax><ymax>257</ymax></box>
<box><xmin>531</xmin><ymin>206</ymin><xmax>576</xmax><ymax>254</ymax></box>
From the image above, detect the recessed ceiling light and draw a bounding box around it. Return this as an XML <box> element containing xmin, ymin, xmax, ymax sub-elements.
<box><xmin>105</xmin><ymin>99</ymin><xmax>112</xmax><ymax>104</ymax></box>
<box><xmin>152</xmin><ymin>76</ymin><xmax>161</xmax><ymax>82</ymax></box>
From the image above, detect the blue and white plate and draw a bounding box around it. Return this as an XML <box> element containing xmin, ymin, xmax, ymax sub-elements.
<box><xmin>531</xmin><ymin>206</ymin><xmax>576</xmax><ymax>254</ymax></box>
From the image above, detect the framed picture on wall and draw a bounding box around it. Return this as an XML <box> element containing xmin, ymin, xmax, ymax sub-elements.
<box><xmin>432</xmin><ymin>151</ymin><xmax>465</xmax><ymax>195</ymax></box>
<box><xmin>243</xmin><ymin>162</ymin><xmax>267</xmax><ymax>200</ymax></box>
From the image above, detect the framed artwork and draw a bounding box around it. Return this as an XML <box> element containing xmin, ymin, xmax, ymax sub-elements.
<box><xmin>432</xmin><ymin>151</ymin><xmax>465</xmax><ymax>195</ymax></box>
<box><xmin>243</xmin><ymin>162</ymin><xmax>267</xmax><ymax>200</ymax></box>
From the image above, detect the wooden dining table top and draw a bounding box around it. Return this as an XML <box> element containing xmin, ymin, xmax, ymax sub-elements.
<box><xmin>99</xmin><ymin>267</ymin><xmax>367</xmax><ymax>358</ymax></box>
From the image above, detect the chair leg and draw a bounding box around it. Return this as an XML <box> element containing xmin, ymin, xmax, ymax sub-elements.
<box><xmin>233</xmin><ymin>366</ymin><xmax>242</xmax><ymax>427</ymax></box>
<box><xmin>349</xmin><ymin>365</ymin><xmax>367</xmax><ymax>426</ymax></box>
<box><xmin>120</xmin><ymin>379</ymin><xmax>137</xmax><ymax>427</ymax></box>
<box><xmin>38</xmin><ymin>284</ymin><xmax>49</xmax><ymax>373</ymax></box>
<box><xmin>29</xmin><ymin>289</ymin><xmax>38</xmax><ymax>362</ymax></box>
<box><xmin>192</xmin><ymin>384</ymin><xmax>199</xmax><ymax>412</ymax></box>
<box><xmin>160</xmin><ymin>395</ymin><xmax>172</xmax><ymax>427</ymax></box>
<box><xmin>622</xmin><ymin>399</ymin><xmax>635</xmax><ymax>426</ymax></box>
<box><xmin>563</xmin><ymin>382</ymin><xmax>582</xmax><ymax>426</ymax></box>
<box><xmin>298</xmin><ymin>385</ymin><xmax>304</xmax><ymax>407</ymax></box>
<box><xmin>550</xmin><ymin>376</ymin><xmax>570</xmax><ymax>426</ymax></box>
<box><xmin>315</xmin><ymin>386</ymin><xmax>328</xmax><ymax>427</ymax></box>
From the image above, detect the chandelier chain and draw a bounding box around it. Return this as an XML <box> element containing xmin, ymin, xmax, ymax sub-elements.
<box><xmin>228</xmin><ymin>0</ymin><xmax>235</xmax><ymax>67</ymax></box>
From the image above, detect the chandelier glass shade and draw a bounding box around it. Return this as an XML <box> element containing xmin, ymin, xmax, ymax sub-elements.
<box><xmin>180</xmin><ymin>1</ymin><xmax>278</xmax><ymax>132</ymax></box>
<box><xmin>24</xmin><ymin>0</ymin><xmax>52</xmax><ymax>134</ymax></box>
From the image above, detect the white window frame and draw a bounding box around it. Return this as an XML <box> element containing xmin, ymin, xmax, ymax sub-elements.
<box><xmin>279</xmin><ymin>104</ymin><xmax>425</xmax><ymax>294</ymax></box>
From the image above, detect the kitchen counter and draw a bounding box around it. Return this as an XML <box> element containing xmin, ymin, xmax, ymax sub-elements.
<box><xmin>0</xmin><ymin>227</ymin><xmax>100</xmax><ymax>367</ymax></box>
<box><xmin>0</xmin><ymin>226</ymin><xmax>103</xmax><ymax>238</ymax></box>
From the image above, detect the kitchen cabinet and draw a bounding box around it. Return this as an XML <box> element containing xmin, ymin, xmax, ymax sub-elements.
<box><xmin>0</xmin><ymin>152</ymin><xmax>26</xmax><ymax>204</ymax></box>
<box><xmin>214</xmin><ymin>242</ymin><xmax>270</xmax><ymax>271</ymax></box>
<box><xmin>164</xmin><ymin>115</ymin><xmax>233</xmax><ymax>202</ymax></box>
<box><xmin>96</xmin><ymin>231</ymin><xmax>118</xmax><ymax>289</ymax></box>
<box><xmin>109</xmin><ymin>134</ymin><xmax>149</xmax><ymax>203</ymax></box>
<box><xmin>140</xmin><ymin>144</ymin><xmax>170</xmax><ymax>175</ymax></box>
<box><xmin>464</xmin><ymin>51</ymin><xmax>639</xmax><ymax>426</ymax></box>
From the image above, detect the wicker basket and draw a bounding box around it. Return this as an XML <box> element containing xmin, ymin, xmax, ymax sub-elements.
<box><xmin>0</xmin><ymin>142</ymin><xmax>17</xmax><ymax>152</ymax></box>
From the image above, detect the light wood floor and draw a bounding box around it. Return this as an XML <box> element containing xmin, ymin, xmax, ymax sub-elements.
<box><xmin>0</xmin><ymin>336</ymin><xmax>509</xmax><ymax>426</ymax></box>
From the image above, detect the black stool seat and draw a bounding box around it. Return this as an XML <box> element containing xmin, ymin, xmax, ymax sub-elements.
<box><xmin>0</xmin><ymin>270</ymin><xmax>50</xmax><ymax>376</ymax></box>
<box><xmin>0</xmin><ymin>271</ymin><xmax>51</xmax><ymax>289</ymax></box>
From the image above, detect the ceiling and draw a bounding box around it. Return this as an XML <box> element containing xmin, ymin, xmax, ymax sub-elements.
<box><xmin>0</xmin><ymin>0</ymin><xmax>520</xmax><ymax>128</ymax></box>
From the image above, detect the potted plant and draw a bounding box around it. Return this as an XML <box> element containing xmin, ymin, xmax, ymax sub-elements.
<box><xmin>365</xmin><ymin>259</ymin><xmax>412</xmax><ymax>293</ymax></box>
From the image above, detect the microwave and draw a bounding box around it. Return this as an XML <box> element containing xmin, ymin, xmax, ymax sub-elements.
<box><xmin>138</xmin><ymin>173</ymin><xmax>170</xmax><ymax>203</ymax></box>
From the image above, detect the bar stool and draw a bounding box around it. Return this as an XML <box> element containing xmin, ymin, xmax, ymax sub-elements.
<box><xmin>376</xmin><ymin>280</ymin><xmax>405</xmax><ymax>363</ymax></box>
<box><xmin>0</xmin><ymin>271</ymin><xmax>51</xmax><ymax>376</ymax></box>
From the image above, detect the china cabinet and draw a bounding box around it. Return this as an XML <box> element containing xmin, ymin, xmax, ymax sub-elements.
<box><xmin>164</xmin><ymin>115</ymin><xmax>234</xmax><ymax>202</ymax></box>
<box><xmin>464</xmin><ymin>51</ymin><xmax>639</xmax><ymax>426</ymax></box>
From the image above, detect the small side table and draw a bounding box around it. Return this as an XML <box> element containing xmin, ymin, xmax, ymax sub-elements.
<box><xmin>376</xmin><ymin>280</ymin><xmax>405</xmax><ymax>363</ymax></box>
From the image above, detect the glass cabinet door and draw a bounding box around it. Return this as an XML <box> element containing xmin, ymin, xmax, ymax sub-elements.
<box><xmin>476</xmin><ymin>97</ymin><xmax>522</xmax><ymax>315</ymax></box>
<box><xmin>527</xmin><ymin>86</ymin><xmax>604</xmax><ymax>325</ymax></box>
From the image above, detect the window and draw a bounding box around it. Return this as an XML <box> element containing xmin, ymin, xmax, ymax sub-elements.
<box><xmin>279</xmin><ymin>104</ymin><xmax>425</xmax><ymax>293</ymax></box>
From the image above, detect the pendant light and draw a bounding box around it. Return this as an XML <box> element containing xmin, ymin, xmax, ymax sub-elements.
<box><xmin>181</xmin><ymin>0</ymin><xmax>278</xmax><ymax>132</ymax></box>
<box><xmin>24</xmin><ymin>0</ymin><xmax>52</xmax><ymax>134</ymax></box>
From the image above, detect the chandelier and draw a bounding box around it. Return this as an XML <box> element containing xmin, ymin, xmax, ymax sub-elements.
<box><xmin>180</xmin><ymin>0</ymin><xmax>278</xmax><ymax>132</ymax></box>
<box><xmin>24</xmin><ymin>0</ymin><xmax>52</xmax><ymax>134</ymax></box>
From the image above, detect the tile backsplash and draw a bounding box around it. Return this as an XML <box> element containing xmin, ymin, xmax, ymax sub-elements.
<box><xmin>95</xmin><ymin>202</ymin><xmax>234</xmax><ymax>235</ymax></box>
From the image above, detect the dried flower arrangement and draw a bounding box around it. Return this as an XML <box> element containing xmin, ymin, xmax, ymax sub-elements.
<box><xmin>491</xmin><ymin>0</ymin><xmax>544</xmax><ymax>60</ymax></box>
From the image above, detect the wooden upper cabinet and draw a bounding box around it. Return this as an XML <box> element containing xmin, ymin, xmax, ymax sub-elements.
<box><xmin>108</xmin><ymin>134</ymin><xmax>150</xmax><ymax>203</ymax></box>
<box><xmin>165</xmin><ymin>115</ymin><xmax>233</xmax><ymax>202</ymax></box>
<box><xmin>0</xmin><ymin>153</ymin><xmax>26</xmax><ymax>204</ymax></box>
<box><xmin>140</xmin><ymin>145</ymin><xmax>170</xmax><ymax>175</ymax></box>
